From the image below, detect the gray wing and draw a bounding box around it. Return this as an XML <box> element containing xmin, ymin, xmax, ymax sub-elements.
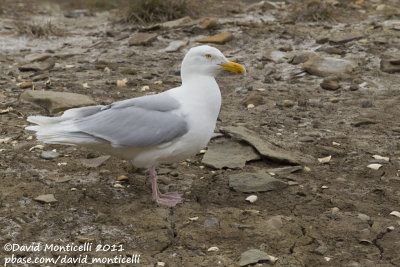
<box><xmin>74</xmin><ymin>93</ymin><xmax>188</xmax><ymax>147</ymax></box>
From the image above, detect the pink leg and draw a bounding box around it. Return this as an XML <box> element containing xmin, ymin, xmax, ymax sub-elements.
<box><xmin>149</xmin><ymin>166</ymin><xmax>183</xmax><ymax>207</ymax></box>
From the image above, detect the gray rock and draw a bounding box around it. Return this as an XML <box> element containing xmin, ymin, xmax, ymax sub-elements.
<box><xmin>163</xmin><ymin>40</ymin><xmax>188</xmax><ymax>52</ymax></box>
<box><xmin>329</xmin><ymin>32</ymin><xmax>363</xmax><ymax>44</ymax></box>
<box><xmin>266</xmin><ymin>166</ymin><xmax>303</xmax><ymax>175</ymax></box>
<box><xmin>291</xmin><ymin>52</ymin><xmax>315</xmax><ymax>65</ymax></box>
<box><xmin>240</xmin><ymin>249</ymin><xmax>274</xmax><ymax>266</ymax></box>
<box><xmin>40</xmin><ymin>150</ymin><xmax>59</xmax><ymax>159</ymax></box>
<box><xmin>18</xmin><ymin>60</ymin><xmax>55</xmax><ymax>72</ymax></box>
<box><xmin>34</xmin><ymin>194</ymin><xmax>57</xmax><ymax>203</ymax></box>
<box><xmin>320</xmin><ymin>77</ymin><xmax>340</xmax><ymax>90</ymax></box>
<box><xmin>263</xmin><ymin>49</ymin><xmax>288</xmax><ymax>63</ymax></box>
<box><xmin>303</xmin><ymin>56</ymin><xmax>355</xmax><ymax>77</ymax></box>
<box><xmin>160</xmin><ymin>16</ymin><xmax>192</xmax><ymax>28</ymax></box>
<box><xmin>229</xmin><ymin>171</ymin><xmax>288</xmax><ymax>193</ymax></box>
<box><xmin>20</xmin><ymin>90</ymin><xmax>96</xmax><ymax>113</ymax></box>
<box><xmin>24</xmin><ymin>53</ymin><xmax>52</xmax><ymax>62</ymax></box>
<box><xmin>314</xmin><ymin>240</ymin><xmax>328</xmax><ymax>255</ymax></box>
<box><xmin>357</xmin><ymin>213</ymin><xmax>371</xmax><ymax>222</ymax></box>
<box><xmin>204</xmin><ymin>217</ymin><xmax>219</xmax><ymax>227</ymax></box>
<box><xmin>128</xmin><ymin>33</ymin><xmax>158</xmax><ymax>46</ymax></box>
<box><xmin>220</xmin><ymin>126</ymin><xmax>311</xmax><ymax>164</ymax></box>
<box><xmin>80</xmin><ymin>155</ymin><xmax>110</xmax><ymax>168</ymax></box>
<box><xmin>380</xmin><ymin>58</ymin><xmax>400</xmax><ymax>73</ymax></box>
<box><xmin>202</xmin><ymin>139</ymin><xmax>260</xmax><ymax>169</ymax></box>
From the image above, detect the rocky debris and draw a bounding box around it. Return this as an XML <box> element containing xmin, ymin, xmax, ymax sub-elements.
<box><xmin>357</xmin><ymin>213</ymin><xmax>371</xmax><ymax>222</ymax></box>
<box><xmin>160</xmin><ymin>16</ymin><xmax>191</xmax><ymax>28</ymax></box>
<box><xmin>317</xmin><ymin>46</ymin><xmax>345</xmax><ymax>56</ymax></box>
<box><xmin>320</xmin><ymin>77</ymin><xmax>340</xmax><ymax>90</ymax></box>
<box><xmin>266</xmin><ymin>166</ymin><xmax>303</xmax><ymax>175</ymax></box>
<box><xmin>241</xmin><ymin>93</ymin><xmax>264</xmax><ymax>107</ymax></box>
<box><xmin>19</xmin><ymin>81</ymin><xmax>33</xmax><ymax>89</ymax></box>
<box><xmin>239</xmin><ymin>249</ymin><xmax>277</xmax><ymax>266</ymax></box>
<box><xmin>34</xmin><ymin>194</ymin><xmax>57</xmax><ymax>203</ymax></box>
<box><xmin>229</xmin><ymin>171</ymin><xmax>288</xmax><ymax>193</ymax></box>
<box><xmin>199</xmin><ymin>17</ymin><xmax>218</xmax><ymax>29</ymax></box>
<box><xmin>25</xmin><ymin>53</ymin><xmax>52</xmax><ymax>62</ymax></box>
<box><xmin>80</xmin><ymin>155</ymin><xmax>110</xmax><ymax>168</ymax></box>
<box><xmin>263</xmin><ymin>49</ymin><xmax>289</xmax><ymax>63</ymax></box>
<box><xmin>20</xmin><ymin>90</ymin><xmax>96</xmax><ymax>113</ymax></box>
<box><xmin>128</xmin><ymin>33</ymin><xmax>158</xmax><ymax>46</ymax></box>
<box><xmin>290</xmin><ymin>52</ymin><xmax>315</xmax><ymax>65</ymax></box>
<box><xmin>314</xmin><ymin>240</ymin><xmax>328</xmax><ymax>255</ymax></box>
<box><xmin>120</xmin><ymin>67</ymin><xmax>137</xmax><ymax>75</ymax></box>
<box><xmin>18</xmin><ymin>60</ymin><xmax>55</xmax><ymax>72</ymax></box>
<box><xmin>282</xmin><ymin>99</ymin><xmax>295</xmax><ymax>107</ymax></box>
<box><xmin>202</xmin><ymin>139</ymin><xmax>260</xmax><ymax>169</ymax></box>
<box><xmin>329</xmin><ymin>32</ymin><xmax>363</xmax><ymax>44</ymax></box>
<box><xmin>196</xmin><ymin>32</ymin><xmax>233</xmax><ymax>44</ymax></box>
<box><xmin>40</xmin><ymin>150</ymin><xmax>59</xmax><ymax>159</ymax></box>
<box><xmin>163</xmin><ymin>40</ymin><xmax>189</xmax><ymax>52</ymax></box>
<box><xmin>303</xmin><ymin>56</ymin><xmax>355</xmax><ymax>77</ymax></box>
<box><xmin>32</xmin><ymin>73</ymin><xmax>49</xmax><ymax>81</ymax></box>
<box><xmin>204</xmin><ymin>217</ymin><xmax>219</xmax><ymax>227</ymax></box>
<box><xmin>380</xmin><ymin>57</ymin><xmax>400</xmax><ymax>73</ymax></box>
<box><xmin>220</xmin><ymin>126</ymin><xmax>310</xmax><ymax>165</ymax></box>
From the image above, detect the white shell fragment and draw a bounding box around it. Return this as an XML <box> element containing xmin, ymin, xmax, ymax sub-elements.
<box><xmin>332</xmin><ymin>142</ymin><xmax>341</xmax><ymax>146</ymax></box>
<box><xmin>367</xmin><ymin>163</ymin><xmax>382</xmax><ymax>170</ymax></box>
<box><xmin>207</xmin><ymin>246</ymin><xmax>220</xmax><ymax>252</ymax></box>
<box><xmin>246</xmin><ymin>195</ymin><xmax>258</xmax><ymax>203</ymax></box>
<box><xmin>390</xmin><ymin>211</ymin><xmax>400</xmax><ymax>218</ymax></box>
<box><xmin>189</xmin><ymin>216</ymin><xmax>199</xmax><ymax>221</ymax></box>
<box><xmin>247</xmin><ymin>104</ymin><xmax>255</xmax><ymax>109</ymax></box>
<box><xmin>372</xmin><ymin>155</ymin><xmax>389</xmax><ymax>162</ymax></box>
<box><xmin>29</xmin><ymin>144</ymin><xmax>44</xmax><ymax>151</ymax></box>
<box><xmin>318</xmin><ymin>155</ymin><xmax>331</xmax><ymax>164</ymax></box>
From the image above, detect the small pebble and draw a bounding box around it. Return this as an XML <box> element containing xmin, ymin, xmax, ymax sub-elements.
<box><xmin>282</xmin><ymin>99</ymin><xmax>294</xmax><ymax>107</ymax></box>
<box><xmin>207</xmin><ymin>246</ymin><xmax>219</xmax><ymax>252</ymax></box>
<box><xmin>41</xmin><ymin>150</ymin><xmax>60</xmax><ymax>159</ymax></box>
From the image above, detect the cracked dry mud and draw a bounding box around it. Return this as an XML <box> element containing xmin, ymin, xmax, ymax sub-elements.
<box><xmin>1</xmin><ymin>0</ymin><xmax>400</xmax><ymax>266</ymax></box>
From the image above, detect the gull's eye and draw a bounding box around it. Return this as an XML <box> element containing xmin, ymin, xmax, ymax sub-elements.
<box><xmin>205</xmin><ymin>54</ymin><xmax>212</xmax><ymax>59</ymax></box>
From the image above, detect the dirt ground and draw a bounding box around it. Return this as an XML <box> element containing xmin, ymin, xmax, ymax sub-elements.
<box><xmin>1</xmin><ymin>0</ymin><xmax>400</xmax><ymax>266</ymax></box>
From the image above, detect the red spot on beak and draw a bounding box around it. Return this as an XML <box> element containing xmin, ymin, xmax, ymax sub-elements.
<box><xmin>237</xmin><ymin>70</ymin><xmax>242</xmax><ymax>74</ymax></box>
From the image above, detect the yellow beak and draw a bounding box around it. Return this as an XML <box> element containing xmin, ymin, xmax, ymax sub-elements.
<box><xmin>220</xmin><ymin>61</ymin><xmax>246</xmax><ymax>75</ymax></box>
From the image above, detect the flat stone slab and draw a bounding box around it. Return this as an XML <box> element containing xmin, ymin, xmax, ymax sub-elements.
<box><xmin>80</xmin><ymin>155</ymin><xmax>110</xmax><ymax>168</ymax></box>
<box><xmin>240</xmin><ymin>249</ymin><xmax>276</xmax><ymax>266</ymax></box>
<box><xmin>220</xmin><ymin>126</ymin><xmax>310</xmax><ymax>165</ymax></box>
<box><xmin>196</xmin><ymin>32</ymin><xmax>233</xmax><ymax>44</ymax></box>
<box><xmin>18</xmin><ymin>60</ymin><xmax>55</xmax><ymax>72</ymax></box>
<box><xmin>266</xmin><ymin>165</ymin><xmax>303</xmax><ymax>175</ymax></box>
<box><xmin>302</xmin><ymin>56</ymin><xmax>355</xmax><ymax>77</ymax></box>
<box><xmin>34</xmin><ymin>194</ymin><xmax>57</xmax><ymax>203</ymax></box>
<box><xmin>20</xmin><ymin>90</ymin><xmax>96</xmax><ymax>113</ymax></box>
<box><xmin>229</xmin><ymin>171</ymin><xmax>288</xmax><ymax>193</ymax></box>
<box><xmin>329</xmin><ymin>32</ymin><xmax>363</xmax><ymax>44</ymax></box>
<box><xmin>202</xmin><ymin>139</ymin><xmax>260</xmax><ymax>169</ymax></box>
<box><xmin>128</xmin><ymin>33</ymin><xmax>158</xmax><ymax>46</ymax></box>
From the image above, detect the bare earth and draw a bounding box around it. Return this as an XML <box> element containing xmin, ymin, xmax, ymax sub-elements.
<box><xmin>1</xmin><ymin>0</ymin><xmax>400</xmax><ymax>266</ymax></box>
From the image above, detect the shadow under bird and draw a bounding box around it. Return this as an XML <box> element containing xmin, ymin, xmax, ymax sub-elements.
<box><xmin>26</xmin><ymin>45</ymin><xmax>246</xmax><ymax>207</ymax></box>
